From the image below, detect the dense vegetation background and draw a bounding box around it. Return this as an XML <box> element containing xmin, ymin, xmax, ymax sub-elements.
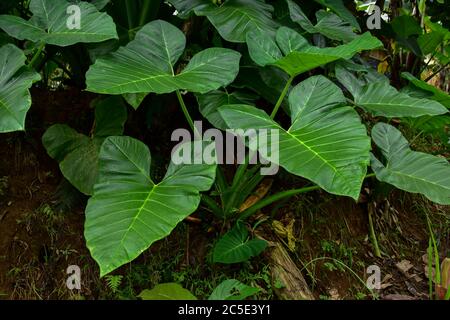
<box><xmin>0</xmin><ymin>0</ymin><xmax>449</xmax><ymax>300</ymax></box>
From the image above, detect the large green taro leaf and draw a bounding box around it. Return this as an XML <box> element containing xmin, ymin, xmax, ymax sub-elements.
<box><xmin>86</xmin><ymin>20</ymin><xmax>241</xmax><ymax>95</ymax></box>
<box><xmin>169</xmin><ymin>0</ymin><xmax>278</xmax><ymax>43</ymax></box>
<box><xmin>85</xmin><ymin>136</ymin><xmax>217</xmax><ymax>276</ymax></box>
<box><xmin>354</xmin><ymin>81</ymin><xmax>448</xmax><ymax>118</ymax></box>
<box><xmin>0</xmin><ymin>0</ymin><xmax>118</xmax><ymax>46</ymax></box>
<box><xmin>286</xmin><ymin>0</ymin><xmax>357</xmax><ymax>42</ymax></box>
<box><xmin>0</xmin><ymin>44</ymin><xmax>41</xmax><ymax>133</ymax></box>
<box><xmin>42</xmin><ymin>96</ymin><xmax>127</xmax><ymax>195</ymax></box>
<box><xmin>371</xmin><ymin>123</ymin><xmax>450</xmax><ymax>205</ymax></box>
<box><xmin>220</xmin><ymin>76</ymin><xmax>371</xmax><ymax>199</ymax></box>
<box><xmin>246</xmin><ymin>27</ymin><xmax>382</xmax><ymax>77</ymax></box>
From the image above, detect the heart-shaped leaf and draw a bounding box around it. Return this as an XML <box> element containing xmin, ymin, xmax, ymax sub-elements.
<box><xmin>213</xmin><ymin>223</ymin><xmax>267</xmax><ymax>264</ymax></box>
<box><xmin>354</xmin><ymin>81</ymin><xmax>448</xmax><ymax>118</ymax></box>
<box><xmin>0</xmin><ymin>0</ymin><xmax>118</xmax><ymax>46</ymax></box>
<box><xmin>371</xmin><ymin>123</ymin><xmax>450</xmax><ymax>205</ymax></box>
<box><xmin>0</xmin><ymin>44</ymin><xmax>41</xmax><ymax>133</ymax></box>
<box><xmin>197</xmin><ymin>90</ymin><xmax>256</xmax><ymax>130</ymax></box>
<box><xmin>85</xmin><ymin>136</ymin><xmax>217</xmax><ymax>276</ymax></box>
<box><xmin>86</xmin><ymin>20</ymin><xmax>241</xmax><ymax>95</ymax></box>
<box><xmin>287</xmin><ymin>0</ymin><xmax>357</xmax><ymax>42</ymax></box>
<box><xmin>336</xmin><ymin>66</ymin><xmax>448</xmax><ymax>118</ymax></box>
<box><xmin>220</xmin><ymin>76</ymin><xmax>371</xmax><ymax>199</ymax></box>
<box><xmin>246</xmin><ymin>27</ymin><xmax>382</xmax><ymax>77</ymax></box>
<box><xmin>42</xmin><ymin>96</ymin><xmax>127</xmax><ymax>195</ymax></box>
<box><xmin>139</xmin><ymin>283</ymin><xmax>197</xmax><ymax>300</ymax></box>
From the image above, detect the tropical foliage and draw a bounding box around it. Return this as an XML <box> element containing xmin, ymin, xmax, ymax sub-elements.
<box><xmin>0</xmin><ymin>0</ymin><xmax>449</xmax><ymax>300</ymax></box>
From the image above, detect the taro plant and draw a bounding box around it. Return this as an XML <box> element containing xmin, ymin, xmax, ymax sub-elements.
<box><xmin>0</xmin><ymin>0</ymin><xmax>449</xmax><ymax>279</ymax></box>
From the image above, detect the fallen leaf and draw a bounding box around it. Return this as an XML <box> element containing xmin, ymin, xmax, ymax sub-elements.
<box><xmin>424</xmin><ymin>265</ymin><xmax>436</xmax><ymax>282</ymax></box>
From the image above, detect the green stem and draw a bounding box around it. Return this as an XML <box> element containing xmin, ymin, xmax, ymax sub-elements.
<box><xmin>425</xmin><ymin>213</ymin><xmax>441</xmax><ymax>290</ymax></box>
<box><xmin>231</xmin><ymin>153</ymin><xmax>251</xmax><ymax>187</ymax></box>
<box><xmin>419</xmin><ymin>1</ymin><xmax>426</xmax><ymax>28</ymax></box>
<box><xmin>420</xmin><ymin>51</ymin><xmax>436</xmax><ymax>74</ymax></box>
<box><xmin>49</xmin><ymin>57</ymin><xmax>74</xmax><ymax>79</ymax></box>
<box><xmin>28</xmin><ymin>43</ymin><xmax>45</xmax><ymax>68</ymax></box>
<box><xmin>226</xmin><ymin>76</ymin><xmax>295</xmax><ymax>214</ymax></box>
<box><xmin>176</xmin><ymin>90</ymin><xmax>200</xmax><ymax>138</ymax></box>
<box><xmin>368</xmin><ymin>204</ymin><xmax>382</xmax><ymax>258</ymax></box>
<box><xmin>235</xmin><ymin>173</ymin><xmax>265</xmax><ymax>213</ymax></box>
<box><xmin>346</xmin><ymin>98</ymin><xmax>357</xmax><ymax>107</ymax></box>
<box><xmin>215</xmin><ymin>166</ymin><xmax>228</xmax><ymax>210</ymax></box>
<box><xmin>239</xmin><ymin>173</ymin><xmax>377</xmax><ymax>221</ymax></box>
<box><xmin>270</xmin><ymin>76</ymin><xmax>294</xmax><ymax>119</ymax></box>
<box><xmin>215</xmin><ymin>166</ymin><xmax>228</xmax><ymax>194</ymax></box>
<box><xmin>427</xmin><ymin>239</ymin><xmax>434</xmax><ymax>300</ymax></box>
<box><xmin>201</xmin><ymin>194</ymin><xmax>223</xmax><ymax>218</ymax></box>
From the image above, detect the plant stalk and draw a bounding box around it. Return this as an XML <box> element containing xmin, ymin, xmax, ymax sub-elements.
<box><xmin>239</xmin><ymin>173</ymin><xmax>377</xmax><ymax>221</ymax></box>
<box><xmin>239</xmin><ymin>186</ymin><xmax>320</xmax><ymax>221</ymax></box>
<box><xmin>226</xmin><ymin>76</ymin><xmax>295</xmax><ymax>214</ymax></box>
<box><xmin>427</xmin><ymin>238</ymin><xmax>434</xmax><ymax>300</ymax></box>
<box><xmin>201</xmin><ymin>194</ymin><xmax>223</xmax><ymax>218</ymax></box>
<box><xmin>425</xmin><ymin>62</ymin><xmax>449</xmax><ymax>82</ymax></box>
